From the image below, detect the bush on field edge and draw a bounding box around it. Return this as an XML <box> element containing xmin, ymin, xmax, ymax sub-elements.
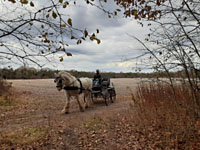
<box><xmin>0</xmin><ymin>78</ymin><xmax>13</xmax><ymax>106</ymax></box>
<box><xmin>130</xmin><ymin>82</ymin><xmax>200</xmax><ymax>149</ymax></box>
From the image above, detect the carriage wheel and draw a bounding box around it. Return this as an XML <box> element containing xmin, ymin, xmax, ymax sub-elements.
<box><xmin>104</xmin><ymin>90</ymin><xmax>111</xmax><ymax>106</ymax></box>
<box><xmin>104</xmin><ymin>96</ymin><xmax>108</xmax><ymax>106</ymax></box>
<box><xmin>91</xmin><ymin>93</ymin><xmax>94</xmax><ymax>102</ymax></box>
<box><xmin>91</xmin><ymin>93</ymin><xmax>97</xmax><ymax>103</ymax></box>
<box><xmin>110</xmin><ymin>89</ymin><xmax>116</xmax><ymax>103</ymax></box>
<box><xmin>103</xmin><ymin>92</ymin><xmax>108</xmax><ymax>106</ymax></box>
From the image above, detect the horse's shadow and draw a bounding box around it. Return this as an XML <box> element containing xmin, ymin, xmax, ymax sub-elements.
<box><xmin>59</xmin><ymin>99</ymin><xmax>113</xmax><ymax>116</ymax></box>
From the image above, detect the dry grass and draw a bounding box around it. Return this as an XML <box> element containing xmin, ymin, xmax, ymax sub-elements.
<box><xmin>0</xmin><ymin>79</ymin><xmax>7</xmax><ymax>96</ymax></box>
<box><xmin>130</xmin><ymin>82</ymin><xmax>200</xmax><ymax>149</ymax></box>
<box><xmin>0</xmin><ymin>78</ymin><xmax>134</xmax><ymax>149</ymax></box>
<box><xmin>0</xmin><ymin>126</ymin><xmax>48</xmax><ymax>145</ymax></box>
<box><xmin>0</xmin><ymin>79</ymin><xmax>14</xmax><ymax>106</ymax></box>
<box><xmin>1</xmin><ymin>78</ymin><xmax>199</xmax><ymax>149</ymax></box>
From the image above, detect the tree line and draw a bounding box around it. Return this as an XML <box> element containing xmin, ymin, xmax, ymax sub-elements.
<box><xmin>0</xmin><ymin>66</ymin><xmax>188</xmax><ymax>79</ymax></box>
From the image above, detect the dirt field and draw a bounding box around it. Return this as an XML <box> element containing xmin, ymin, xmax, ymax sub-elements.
<box><xmin>1</xmin><ymin>78</ymin><xmax>143</xmax><ymax>130</ymax></box>
<box><xmin>0</xmin><ymin>78</ymin><xmax>145</xmax><ymax>149</ymax></box>
<box><xmin>2</xmin><ymin>78</ymin><xmax>199</xmax><ymax>150</ymax></box>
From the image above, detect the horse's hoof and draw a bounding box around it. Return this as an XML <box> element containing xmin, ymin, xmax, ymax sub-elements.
<box><xmin>80</xmin><ymin>108</ymin><xmax>85</xmax><ymax>112</ymax></box>
<box><xmin>61</xmin><ymin>110</ymin><xmax>69</xmax><ymax>114</ymax></box>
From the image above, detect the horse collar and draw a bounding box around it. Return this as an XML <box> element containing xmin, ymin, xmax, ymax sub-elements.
<box><xmin>77</xmin><ymin>78</ymin><xmax>83</xmax><ymax>94</ymax></box>
<box><xmin>63</xmin><ymin>78</ymin><xmax>83</xmax><ymax>94</ymax></box>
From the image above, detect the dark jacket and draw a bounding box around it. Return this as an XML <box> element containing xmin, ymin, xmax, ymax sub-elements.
<box><xmin>93</xmin><ymin>73</ymin><xmax>101</xmax><ymax>81</ymax></box>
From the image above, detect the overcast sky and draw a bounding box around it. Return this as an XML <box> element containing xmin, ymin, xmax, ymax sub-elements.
<box><xmin>1</xmin><ymin>0</ymin><xmax>151</xmax><ymax>73</ymax></box>
<box><xmin>52</xmin><ymin>0</ymin><xmax>151</xmax><ymax>72</ymax></box>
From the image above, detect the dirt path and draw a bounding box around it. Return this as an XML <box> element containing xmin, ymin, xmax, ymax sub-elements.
<box><xmin>0</xmin><ymin>78</ymin><xmax>142</xmax><ymax>133</ymax></box>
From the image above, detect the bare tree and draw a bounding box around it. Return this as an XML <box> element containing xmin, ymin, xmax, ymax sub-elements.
<box><xmin>0</xmin><ymin>0</ymin><xmax>106</xmax><ymax>67</ymax></box>
<box><xmin>115</xmin><ymin>0</ymin><xmax>200</xmax><ymax>116</ymax></box>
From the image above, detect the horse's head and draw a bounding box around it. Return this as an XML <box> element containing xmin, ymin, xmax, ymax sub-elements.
<box><xmin>54</xmin><ymin>72</ymin><xmax>73</xmax><ymax>91</ymax></box>
<box><xmin>54</xmin><ymin>75</ymin><xmax>63</xmax><ymax>91</ymax></box>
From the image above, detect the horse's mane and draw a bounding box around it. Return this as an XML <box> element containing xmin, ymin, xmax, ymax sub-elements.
<box><xmin>58</xmin><ymin>71</ymin><xmax>76</xmax><ymax>82</ymax></box>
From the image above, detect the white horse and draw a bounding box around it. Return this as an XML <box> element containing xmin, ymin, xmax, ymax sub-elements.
<box><xmin>54</xmin><ymin>71</ymin><xmax>92</xmax><ymax>114</ymax></box>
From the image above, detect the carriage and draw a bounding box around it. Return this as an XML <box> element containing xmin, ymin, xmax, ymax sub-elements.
<box><xmin>55</xmin><ymin>71</ymin><xmax>117</xmax><ymax>113</ymax></box>
<box><xmin>91</xmin><ymin>77</ymin><xmax>116</xmax><ymax>105</ymax></box>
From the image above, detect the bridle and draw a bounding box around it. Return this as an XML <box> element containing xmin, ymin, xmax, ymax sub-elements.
<box><xmin>54</xmin><ymin>76</ymin><xmax>81</xmax><ymax>90</ymax></box>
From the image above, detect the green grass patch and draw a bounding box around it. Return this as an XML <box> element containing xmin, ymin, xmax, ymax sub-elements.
<box><xmin>0</xmin><ymin>95</ymin><xmax>15</xmax><ymax>106</ymax></box>
<box><xmin>83</xmin><ymin>117</ymin><xmax>105</xmax><ymax>131</ymax></box>
<box><xmin>0</xmin><ymin>127</ymin><xmax>49</xmax><ymax>145</ymax></box>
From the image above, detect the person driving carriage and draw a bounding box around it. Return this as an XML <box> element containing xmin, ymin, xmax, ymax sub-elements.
<box><xmin>93</xmin><ymin>69</ymin><xmax>101</xmax><ymax>84</ymax></box>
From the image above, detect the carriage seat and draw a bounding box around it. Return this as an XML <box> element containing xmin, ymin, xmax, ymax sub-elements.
<box><xmin>92</xmin><ymin>77</ymin><xmax>110</xmax><ymax>91</ymax></box>
<box><xmin>101</xmin><ymin>77</ymin><xmax>110</xmax><ymax>87</ymax></box>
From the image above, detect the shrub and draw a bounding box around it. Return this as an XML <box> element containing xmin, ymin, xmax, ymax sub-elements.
<box><xmin>131</xmin><ymin>82</ymin><xmax>200</xmax><ymax>149</ymax></box>
<box><xmin>0</xmin><ymin>78</ymin><xmax>7</xmax><ymax>96</ymax></box>
<box><xmin>0</xmin><ymin>78</ymin><xmax>13</xmax><ymax>106</ymax></box>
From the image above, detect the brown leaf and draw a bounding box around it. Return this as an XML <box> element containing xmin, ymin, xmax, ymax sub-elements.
<box><xmin>66</xmin><ymin>52</ymin><xmax>72</xmax><ymax>56</ymax></box>
<box><xmin>8</xmin><ymin>0</ymin><xmax>16</xmax><ymax>3</ymax></box>
<box><xmin>30</xmin><ymin>1</ymin><xmax>34</xmax><ymax>7</ymax></box>
<box><xmin>96</xmin><ymin>38</ymin><xmax>101</xmax><ymax>44</ymax></box>
<box><xmin>20</xmin><ymin>0</ymin><xmax>28</xmax><ymax>4</ymax></box>
<box><xmin>59</xmin><ymin>57</ymin><xmax>63</xmax><ymax>62</ymax></box>
<box><xmin>60</xmin><ymin>24</ymin><xmax>66</xmax><ymax>28</ymax></box>
<box><xmin>63</xmin><ymin>3</ymin><xmax>67</xmax><ymax>8</ymax></box>
<box><xmin>67</xmin><ymin>18</ymin><xmax>72</xmax><ymax>26</ymax></box>
<box><xmin>52</xmin><ymin>11</ymin><xmax>57</xmax><ymax>19</ymax></box>
<box><xmin>77</xmin><ymin>39</ymin><xmax>82</xmax><ymax>45</ymax></box>
<box><xmin>46</xmin><ymin>14</ymin><xmax>49</xmax><ymax>18</ymax></box>
<box><xmin>84</xmin><ymin>29</ymin><xmax>88</xmax><ymax>38</ymax></box>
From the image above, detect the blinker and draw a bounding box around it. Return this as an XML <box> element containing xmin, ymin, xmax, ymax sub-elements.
<box><xmin>58</xmin><ymin>79</ymin><xmax>62</xmax><ymax>83</ymax></box>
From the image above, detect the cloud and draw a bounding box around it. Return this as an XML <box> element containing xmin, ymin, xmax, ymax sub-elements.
<box><xmin>38</xmin><ymin>15</ymin><xmax>150</xmax><ymax>72</ymax></box>
<box><xmin>117</xmin><ymin>61</ymin><xmax>136</xmax><ymax>68</ymax></box>
<box><xmin>1</xmin><ymin>0</ymin><xmax>150</xmax><ymax>73</ymax></box>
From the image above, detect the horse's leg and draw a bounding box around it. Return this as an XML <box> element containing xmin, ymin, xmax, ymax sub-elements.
<box><xmin>84</xmin><ymin>93</ymin><xmax>89</xmax><ymax>108</ymax></box>
<box><xmin>76</xmin><ymin>95</ymin><xmax>85</xmax><ymax>112</ymax></box>
<box><xmin>87</xmin><ymin>90</ymin><xmax>92</xmax><ymax>105</ymax></box>
<box><xmin>88</xmin><ymin>91</ymin><xmax>93</xmax><ymax>105</ymax></box>
<box><xmin>62</xmin><ymin>92</ymin><xmax>70</xmax><ymax>114</ymax></box>
<box><xmin>85</xmin><ymin>91</ymin><xmax>92</xmax><ymax>108</ymax></box>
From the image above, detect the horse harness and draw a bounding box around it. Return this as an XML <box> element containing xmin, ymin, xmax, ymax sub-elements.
<box><xmin>63</xmin><ymin>78</ymin><xmax>84</xmax><ymax>94</ymax></box>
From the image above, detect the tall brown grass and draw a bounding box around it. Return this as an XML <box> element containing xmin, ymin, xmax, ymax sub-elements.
<box><xmin>0</xmin><ymin>79</ymin><xmax>13</xmax><ymax>106</ymax></box>
<box><xmin>131</xmin><ymin>82</ymin><xmax>200</xmax><ymax>149</ymax></box>
<box><xmin>0</xmin><ymin>79</ymin><xmax>8</xmax><ymax>96</ymax></box>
